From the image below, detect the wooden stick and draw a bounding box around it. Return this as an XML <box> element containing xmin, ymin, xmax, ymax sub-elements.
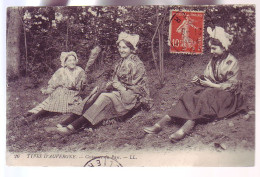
<box><xmin>151</xmin><ymin>8</ymin><xmax>164</xmax><ymax>81</ymax></box>
<box><xmin>66</xmin><ymin>20</ymin><xmax>69</xmax><ymax>51</ymax></box>
<box><xmin>158</xmin><ymin>27</ymin><xmax>162</xmax><ymax>81</ymax></box>
<box><xmin>161</xmin><ymin>13</ymin><xmax>166</xmax><ymax>85</ymax></box>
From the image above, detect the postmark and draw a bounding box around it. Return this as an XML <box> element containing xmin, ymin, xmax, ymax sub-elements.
<box><xmin>169</xmin><ymin>10</ymin><xmax>204</xmax><ymax>54</ymax></box>
<box><xmin>84</xmin><ymin>156</ymin><xmax>123</xmax><ymax>167</ymax></box>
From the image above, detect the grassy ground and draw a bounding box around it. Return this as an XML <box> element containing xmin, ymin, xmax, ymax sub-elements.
<box><xmin>6</xmin><ymin>53</ymin><xmax>255</xmax><ymax>153</ymax></box>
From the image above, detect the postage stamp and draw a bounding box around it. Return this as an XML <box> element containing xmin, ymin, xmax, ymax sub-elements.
<box><xmin>169</xmin><ymin>10</ymin><xmax>204</xmax><ymax>54</ymax></box>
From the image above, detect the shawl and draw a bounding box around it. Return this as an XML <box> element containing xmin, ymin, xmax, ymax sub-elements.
<box><xmin>204</xmin><ymin>53</ymin><xmax>242</xmax><ymax>93</ymax></box>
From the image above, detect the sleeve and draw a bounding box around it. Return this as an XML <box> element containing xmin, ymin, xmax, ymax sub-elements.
<box><xmin>219</xmin><ymin>59</ymin><xmax>242</xmax><ymax>92</ymax></box>
<box><xmin>75</xmin><ymin>68</ymin><xmax>87</xmax><ymax>91</ymax></box>
<box><xmin>110</xmin><ymin>59</ymin><xmax>126</xmax><ymax>91</ymax></box>
<box><xmin>203</xmin><ymin>59</ymin><xmax>218</xmax><ymax>83</ymax></box>
<box><xmin>111</xmin><ymin>59</ymin><xmax>121</xmax><ymax>80</ymax></box>
<box><xmin>125</xmin><ymin>59</ymin><xmax>151</xmax><ymax>108</ymax></box>
<box><xmin>126</xmin><ymin>62</ymin><xmax>149</xmax><ymax>97</ymax></box>
<box><xmin>203</xmin><ymin>60</ymin><xmax>212</xmax><ymax>79</ymax></box>
<box><xmin>46</xmin><ymin>68</ymin><xmax>64</xmax><ymax>93</ymax></box>
<box><xmin>112</xmin><ymin>56</ymin><xmax>149</xmax><ymax>100</ymax></box>
<box><xmin>122</xmin><ymin>56</ymin><xmax>149</xmax><ymax>98</ymax></box>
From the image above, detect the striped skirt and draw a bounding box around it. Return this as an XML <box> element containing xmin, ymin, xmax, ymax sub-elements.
<box><xmin>29</xmin><ymin>87</ymin><xmax>82</xmax><ymax>114</ymax></box>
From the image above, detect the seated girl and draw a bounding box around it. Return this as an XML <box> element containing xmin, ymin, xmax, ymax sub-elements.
<box><xmin>22</xmin><ymin>51</ymin><xmax>86</xmax><ymax>125</ymax></box>
<box><xmin>144</xmin><ymin>26</ymin><xmax>245</xmax><ymax>142</ymax></box>
<box><xmin>49</xmin><ymin>32</ymin><xmax>151</xmax><ymax>135</ymax></box>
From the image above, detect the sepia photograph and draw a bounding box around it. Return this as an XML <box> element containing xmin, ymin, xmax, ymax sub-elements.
<box><xmin>6</xmin><ymin>4</ymin><xmax>255</xmax><ymax>167</ymax></box>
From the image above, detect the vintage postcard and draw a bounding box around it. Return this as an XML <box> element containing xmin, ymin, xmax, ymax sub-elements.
<box><xmin>6</xmin><ymin>4</ymin><xmax>255</xmax><ymax>167</ymax></box>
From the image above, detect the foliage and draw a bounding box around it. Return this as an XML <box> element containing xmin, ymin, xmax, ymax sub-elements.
<box><xmin>204</xmin><ymin>5</ymin><xmax>255</xmax><ymax>56</ymax></box>
<box><xmin>9</xmin><ymin>5</ymin><xmax>255</xmax><ymax>80</ymax></box>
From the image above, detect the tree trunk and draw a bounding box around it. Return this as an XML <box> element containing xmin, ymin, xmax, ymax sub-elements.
<box><xmin>7</xmin><ymin>7</ymin><xmax>22</xmax><ymax>79</ymax></box>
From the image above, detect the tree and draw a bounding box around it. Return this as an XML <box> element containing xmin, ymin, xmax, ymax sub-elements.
<box><xmin>151</xmin><ymin>6</ymin><xmax>168</xmax><ymax>87</ymax></box>
<box><xmin>7</xmin><ymin>7</ymin><xmax>22</xmax><ymax>79</ymax></box>
<box><xmin>6</xmin><ymin>5</ymin><xmax>255</xmax><ymax>84</ymax></box>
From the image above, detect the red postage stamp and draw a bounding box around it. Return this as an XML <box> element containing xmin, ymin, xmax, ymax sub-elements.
<box><xmin>169</xmin><ymin>10</ymin><xmax>204</xmax><ymax>54</ymax></box>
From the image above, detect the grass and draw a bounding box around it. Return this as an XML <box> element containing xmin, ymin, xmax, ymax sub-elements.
<box><xmin>6</xmin><ymin>52</ymin><xmax>255</xmax><ymax>153</ymax></box>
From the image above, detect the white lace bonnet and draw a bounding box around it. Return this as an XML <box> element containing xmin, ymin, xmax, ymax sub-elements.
<box><xmin>116</xmin><ymin>32</ymin><xmax>140</xmax><ymax>50</ymax></box>
<box><xmin>60</xmin><ymin>51</ymin><xmax>78</xmax><ymax>67</ymax></box>
<box><xmin>207</xmin><ymin>26</ymin><xmax>233</xmax><ymax>50</ymax></box>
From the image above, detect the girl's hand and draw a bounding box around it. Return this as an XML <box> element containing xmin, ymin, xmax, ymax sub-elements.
<box><xmin>98</xmin><ymin>82</ymin><xmax>108</xmax><ymax>92</ymax></box>
<box><xmin>200</xmin><ymin>77</ymin><xmax>221</xmax><ymax>89</ymax></box>
<box><xmin>105</xmin><ymin>81</ymin><xmax>113</xmax><ymax>90</ymax></box>
<box><xmin>112</xmin><ymin>81</ymin><xmax>126</xmax><ymax>91</ymax></box>
<box><xmin>41</xmin><ymin>88</ymin><xmax>48</xmax><ymax>94</ymax></box>
<box><xmin>191</xmin><ymin>75</ymin><xmax>199</xmax><ymax>83</ymax></box>
<box><xmin>41</xmin><ymin>87</ymin><xmax>53</xmax><ymax>94</ymax></box>
<box><xmin>199</xmin><ymin>77</ymin><xmax>212</xmax><ymax>87</ymax></box>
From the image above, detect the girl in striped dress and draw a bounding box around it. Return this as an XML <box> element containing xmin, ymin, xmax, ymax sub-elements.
<box><xmin>22</xmin><ymin>51</ymin><xmax>86</xmax><ymax>125</ymax></box>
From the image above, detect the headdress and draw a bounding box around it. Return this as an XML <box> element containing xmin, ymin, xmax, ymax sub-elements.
<box><xmin>60</xmin><ymin>51</ymin><xmax>78</xmax><ymax>67</ymax></box>
<box><xmin>207</xmin><ymin>26</ymin><xmax>233</xmax><ymax>50</ymax></box>
<box><xmin>116</xmin><ymin>32</ymin><xmax>140</xmax><ymax>50</ymax></box>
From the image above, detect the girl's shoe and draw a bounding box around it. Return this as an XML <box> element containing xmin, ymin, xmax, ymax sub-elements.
<box><xmin>44</xmin><ymin>127</ymin><xmax>58</xmax><ymax>134</ymax></box>
<box><xmin>56</xmin><ymin>124</ymin><xmax>63</xmax><ymax>128</ymax></box>
<box><xmin>56</xmin><ymin>125</ymin><xmax>75</xmax><ymax>136</ymax></box>
<box><xmin>169</xmin><ymin>120</ymin><xmax>195</xmax><ymax>143</ymax></box>
<box><xmin>144</xmin><ymin>124</ymin><xmax>162</xmax><ymax>134</ymax></box>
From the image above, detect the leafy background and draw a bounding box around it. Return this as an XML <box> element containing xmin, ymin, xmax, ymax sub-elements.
<box><xmin>7</xmin><ymin>5</ymin><xmax>255</xmax><ymax>81</ymax></box>
<box><xmin>6</xmin><ymin>5</ymin><xmax>255</xmax><ymax>154</ymax></box>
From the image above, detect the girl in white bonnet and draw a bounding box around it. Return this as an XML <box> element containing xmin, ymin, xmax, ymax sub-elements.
<box><xmin>21</xmin><ymin>51</ymin><xmax>86</xmax><ymax>125</ymax></box>
<box><xmin>144</xmin><ymin>26</ymin><xmax>246</xmax><ymax>142</ymax></box>
<box><xmin>49</xmin><ymin>32</ymin><xmax>151</xmax><ymax>135</ymax></box>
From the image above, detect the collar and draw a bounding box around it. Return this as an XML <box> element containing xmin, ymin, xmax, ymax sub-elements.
<box><xmin>212</xmin><ymin>51</ymin><xmax>229</xmax><ymax>62</ymax></box>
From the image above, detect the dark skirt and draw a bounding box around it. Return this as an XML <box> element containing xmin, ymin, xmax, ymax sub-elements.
<box><xmin>168</xmin><ymin>86</ymin><xmax>245</xmax><ymax>120</ymax></box>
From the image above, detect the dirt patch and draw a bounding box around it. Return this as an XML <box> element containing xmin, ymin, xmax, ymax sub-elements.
<box><xmin>6</xmin><ymin>54</ymin><xmax>255</xmax><ymax>153</ymax></box>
